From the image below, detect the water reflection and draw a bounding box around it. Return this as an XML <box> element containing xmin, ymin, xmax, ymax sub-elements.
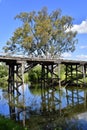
<box><xmin>41</xmin><ymin>87</ymin><xmax>62</xmax><ymax>116</ymax></box>
<box><xmin>0</xmin><ymin>84</ymin><xmax>87</xmax><ymax>129</ymax></box>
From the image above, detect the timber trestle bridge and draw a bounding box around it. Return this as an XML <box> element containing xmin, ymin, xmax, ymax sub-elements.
<box><xmin>0</xmin><ymin>55</ymin><xmax>87</xmax><ymax>95</ymax></box>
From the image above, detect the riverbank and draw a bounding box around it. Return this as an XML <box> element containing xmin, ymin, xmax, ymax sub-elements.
<box><xmin>0</xmin><ymin>116</ymin><xmax>27</xmax><ymax>130</ymax></box>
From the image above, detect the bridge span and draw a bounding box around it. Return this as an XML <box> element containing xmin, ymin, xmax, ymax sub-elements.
<box><xmin>0</xmin><ymin>55</ymin><xmax>87</xmax><ymax>95</ymax></box>
<box><xmin>0</xmin><ymin>55</ymin><xmax>87</xmax><ymax>64</ymax></box>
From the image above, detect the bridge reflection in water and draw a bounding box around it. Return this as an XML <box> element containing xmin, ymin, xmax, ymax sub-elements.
<box><xmin>5</xmin><ymin>82</ymin><xmax>87</xmax><ymax>129</ymax></box>
<box><xmin>1</xmin><ymin>56</ymin><xmax>87</xmax><ymax>128</ymax></box>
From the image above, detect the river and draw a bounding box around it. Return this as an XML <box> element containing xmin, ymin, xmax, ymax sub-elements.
<box><xmin>0</xmin><ymin>84</ymin><xmax>87</xmax><ymax>130</ymax></box>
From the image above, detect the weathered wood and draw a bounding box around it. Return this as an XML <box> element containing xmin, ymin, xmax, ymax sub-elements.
<box><xmin>1</xmin><ymin>55</ymin><xmax>87</xmax><ymax>94</ymax></box>
<box><xmin>1</xmin><ymin>55</ymin><xmax>87</xmax><ymax>65</ymax></box>
<box><xmin>8</xmin><ymin>64</ymin><xmax>14</xmax><ymax>94</ymax></box>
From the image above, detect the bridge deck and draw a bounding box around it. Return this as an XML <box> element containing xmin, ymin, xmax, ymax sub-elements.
<box><xmin>0</xmin><ymin>56</ymin><xmax>87</xmax><ymax>65</ymax></box>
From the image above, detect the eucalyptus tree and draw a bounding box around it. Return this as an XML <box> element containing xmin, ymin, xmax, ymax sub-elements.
<box><xmin>4</xmin><ymin>7</ymin><xmax>77</xmax><ymax>57</ymax></box>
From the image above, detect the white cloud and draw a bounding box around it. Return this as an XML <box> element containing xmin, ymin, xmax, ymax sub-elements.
<box><xmin>80</xmin><ymin>45</ymin><xmax>87</xmax><ymax>49</ymax></box>
<box><xmin>61</xmin><ymin>52</ymin><xmax>72</xmax><ymax>58</ymax></box>
<box><xmin>76</xmin><ymin>54</ymin><xmax>87</xmax><ymax>59</ymax></box>
<box><xmin>67</xmin><ymin>20</ymin><xmax>87</xmax><ymax>34</ymax></box>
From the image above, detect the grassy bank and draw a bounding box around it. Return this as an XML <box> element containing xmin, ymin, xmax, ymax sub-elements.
<box><xmin>0</xmin><ymin>116</ymin><xmax>27</xmax><ymax>130</ymax></box>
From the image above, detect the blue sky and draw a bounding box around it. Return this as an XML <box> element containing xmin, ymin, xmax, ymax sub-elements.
<box><xmin>0</xmin><ymin>0</ymin><xmax>87</xmax><ymax>60</ymax></box>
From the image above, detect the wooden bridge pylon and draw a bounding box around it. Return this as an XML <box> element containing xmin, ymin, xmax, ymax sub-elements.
<box><xmin>1</xmin><ymin>55</ymin><xmax>87</xmax><ymax>95</ymax></box>
<box><xmin>64</xmin><ymin>63</ymin><xmax>87</xmax><ymax>87</ymax></box>
<box><xmin>7</xmin><ymin>61</ymin><xmax>39</xmax><ymax>95</ymax></box>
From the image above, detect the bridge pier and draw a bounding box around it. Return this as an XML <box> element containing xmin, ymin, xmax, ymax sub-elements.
<box><xmin>8</xmin><ymin>63</ymin><xmax>25</xmax><ymax>95</ymax></box>
<box><xmin>40</xmin><ymin>63</ymin><xmax>60</xmax><ymax>89</ymax></box>
<box><xmin>82</xmin><ymin>64</ymin><xmax>86</xmax><ymax>84</ymax></box>
<box><xmin>7</xmin><ymin>62</ymin><xmax>25</xmax><ymax>122</ymax></box>
<box><xmin>64</xmin><ymin>63</ymin><xmax>87</xmax><ymax>87</ymax></box>
<box><xmin>8</xmin><ymin>64</ymin><xmax>15</xmax><ymax>94</ymax></box>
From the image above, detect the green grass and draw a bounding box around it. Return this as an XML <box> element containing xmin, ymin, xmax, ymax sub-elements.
<box><xmin>0</xmin><ymin>116</ymin><xmax>27</xmax><ymax>130</ymax></box>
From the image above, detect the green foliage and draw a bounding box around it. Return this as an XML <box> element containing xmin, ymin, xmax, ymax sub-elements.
<box><xmin>24</xmin><ymin>73</ymin><xmax>29</xmax><ymax>83</ymax></box>
<box><xmin>4</xmin><ymin>7</ymin><xmax>77</xmax><ymax>57</ymax></box>
<box><xmin>0</xmin><ymin>116</ymin><xmax>26</xmax><ymax>130</ymax></box>
<box><xmin>0</xmin><ymin>63</ymin><xmax>8</xmax><ymax>78</ymax></box>
<box><xmin>60</xmin><ymin>65</ymin><xmax>65</xmax><ymax>79</ymax></box>
<box><xmin>0</xmin><ymin>63</ymin><xmax>8</xmax><ymax>87</ymax></box>
<box><xmin>28</xmin><ymin>64</ymin><xmax>65</xmax><ymax>83</ymax></box>
<box><xmin>28</xmin><ymin>65</ymin><xmax>41</xmax><ymax>82</ymax></box>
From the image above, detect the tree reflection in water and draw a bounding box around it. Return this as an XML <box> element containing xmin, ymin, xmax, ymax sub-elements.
<box><xmin>1</xmin><ymin>84</ymin><xmax>87</xmax><ymax>129</ymax></box>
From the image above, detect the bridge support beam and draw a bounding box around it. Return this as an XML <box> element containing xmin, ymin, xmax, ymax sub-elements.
<box><xmin>58</xmin><ymin>63</ymin><xmax>61</xmax><ymax>88</ymax></box>
<box><xmin>8</xmin><ymin>64</ymin><xmax>15</xmax><ymax>94</ymax></box>
<box><xmin>8</xmin><ymin>63</ymin><xmax>25</xmax><ymax>95</ymax></box>
<box><xmin>41</xmin><ymin>63</ymin><xmax>60</xmax><ymax>88</ymax></box>
<box><xmin>64</xmin><ymin>63</ymin><xmax>87</xmax><ymax>87</ymax></box>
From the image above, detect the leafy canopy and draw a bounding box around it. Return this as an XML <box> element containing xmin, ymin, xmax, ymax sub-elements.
<box><xmin>4</xmin><ymin>7</ymin><xmax>77</xmax><ymax>57</ymax></box>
